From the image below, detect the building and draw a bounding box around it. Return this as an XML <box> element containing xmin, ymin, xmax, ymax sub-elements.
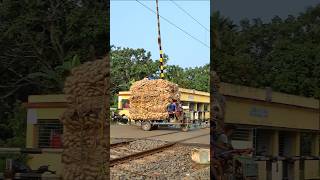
<box><xmin>22</xmin><ymin>83</ymin><xmax>320</xmax><ymax>179</ymax></box>
<box><xmin>24</xmin><ymin>94</ymin><xmax>66</xmax><ymax>176</ymax></box>
<box><xmin>23</xmin><ymin>87</ymin><xmax>210</xmax><ymax>176</ymax></box>
<box><xmin>117</xmin><ymin>88</ymin><xmax>210</xmax><ymax>120</ymax></box>
<box><xmin>220</xmin><ymin>83</ymin><xmax>320</xmax><ymax>180</ymax></box>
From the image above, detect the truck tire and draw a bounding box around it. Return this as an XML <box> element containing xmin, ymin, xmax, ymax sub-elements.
<box><xmin>142</xmin><ymin>121</ymin><xmax>152</xmax><ymax>131</ymax></box>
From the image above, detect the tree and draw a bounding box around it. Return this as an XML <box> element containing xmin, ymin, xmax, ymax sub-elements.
<box><xmin>0</xmin><ymin>0</ymin><xmax>109</xmax><ymax>146</ymax></box>
<box><xmin>110</xmin><ymin>47</ymin><xmax>210</xmax><ymax>106</ymax></box>
<box><xmin>211</xmin><ymin>4</ymin><xmax>320</xmax><ymax>98</ymax></box>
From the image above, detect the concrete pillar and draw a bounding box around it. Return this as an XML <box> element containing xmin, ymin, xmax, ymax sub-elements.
<box><xmin>271</xmin><ymin>130</ymin><xmax>279</xmax><ymax>156</ymax></box>
<box><xmin>200</xmin><ymin>103</ymin><xmax>204</xmax><ymax>120</ymax></box>
<box><xmin>292</xmin><ymin>132</ymin><xmax>301</xmax><ymax>156</ymax></box>
<box><xmin>304</xmin><ymin>160</ymin><xmax>320</xmax><ymax>179</ymax></box>
<box><xmin>271</xmin><ymin>161</ymin><xmax>283</xmax><ymax>180</ymax></box>
<box><xmin>311</xmin><ymin>134</ymin><xmax>319</xmax><ymax>156</ymax></box>
<box><xmin>193</xmin><ymin>102</ymin><xmax>197</xmax><ymax>111</ymax></box>
<box><xmin>270</xmin><ymin>130</ymin><xmax>282</xmax><ymax>180</ymax></box>
<box><xmin>257</xmin><ymin>161</ymin><xmax>267</xmax><ymax>180</ymax></box>
<box><xmin>293</xmin><ymin>161</ymin><xmax>300</xmax><ymax>180</ymax></box>
<box><xmin>118</xmin><ymin>97</ymin><xmax>122</xmax><ymax>109</ymax></box>
<box><xmin>292</xmin><ymin>132</ymin><xmax>301</xmax><ymax>180</ymax></box>
<box><xmin>310</xmin><ymin>134</ymin><xmax>320</xmax><ymax>178</ymax></box>
<box><xmin>26</xmin><ymin>109</ymin><xmax>38</xmax><ymax>148</ymax></box>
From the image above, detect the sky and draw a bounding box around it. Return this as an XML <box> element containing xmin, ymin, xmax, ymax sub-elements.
<box><xmin>111</xmin><ymin>0</ymin><xmax>210</xmax><ymax>68</ymax></box>
<box><xmin>213</xmin><ymin>0</ymin><xmax>320</xmax><ymax>23</ymax></box>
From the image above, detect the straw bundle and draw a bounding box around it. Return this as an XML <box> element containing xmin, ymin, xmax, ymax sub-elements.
<box><xmin>128</xmin><ymin>79</ymin><xmax>180</xmax><ymax>120</ymax></box>
<box><xmin>60</xmin><ymin>57</ymin><xmax>109</xmax><ymax>180</ymax></box>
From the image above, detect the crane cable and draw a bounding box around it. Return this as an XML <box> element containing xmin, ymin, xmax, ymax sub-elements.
<box><xmin>156</xmin><ymin>0</ymin><xmax>164</xmax><ymax>79</ymax></box>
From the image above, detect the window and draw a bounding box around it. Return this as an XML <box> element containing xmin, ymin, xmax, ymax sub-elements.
<box><xmin>231</xmin><ymin>128</ymin><xmax>251</xmax><ymax>141</ymax></box>
<box><xmin>204</xmin><ymin>104</ymin><xmax>208</xmax><ymax>111</ymax></box>
<box><xmin>37</xmin><ymin>119</ymin><xmax>63</xmax><ymax>148</ymax></box>
<box><xmin>121</xmin><ymin>99</ymin><xmax>130</xmax><ymax>109</ymax></box>
<box><xmin>182</xmin><ymin>101</ymin><xmax>188</xmax><ymax>106</ymax></box>
<box><xmin>253</xmin><ymin>129</ymin><xmax>270</xmax><ymax>156</ymax></box>
<box><xmin>189</xmin><ymin>103</ymin><xmax>195</xmax><ymax>111</ymax></box>
<box><xmin>197</xmin><ymin>103</ymin><xmax>201</xmax><ymax>111</ymax></box>
<box><xmin>300</xmin><ymin>133</ymin><xmax>312</xmax><ymax>156</ymax></box>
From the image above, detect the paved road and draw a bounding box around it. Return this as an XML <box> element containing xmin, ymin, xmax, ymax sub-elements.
<box><xmin>111</xmin><ymin>124</ymin><xmax>210</xmax><ymax>146</ymax></box>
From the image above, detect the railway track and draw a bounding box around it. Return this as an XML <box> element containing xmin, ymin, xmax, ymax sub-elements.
<box><xmin>110</xmin><ymin>133</ymin><xmax>209</xmax><ymax>167</ymax></box>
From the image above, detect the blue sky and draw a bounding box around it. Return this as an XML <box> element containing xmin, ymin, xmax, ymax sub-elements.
<box><xmin>111</xmin><ymin>0</ymin><xmax>210</xmax><ymax>68</ymax></box>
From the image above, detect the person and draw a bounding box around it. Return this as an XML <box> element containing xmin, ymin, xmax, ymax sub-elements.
<box><xmin>148</xmin><ymin>75</ymin><xmax>156</xmax><ymax>80</ymax></box>
<box><xmin>175</xmin><ymin>102</ymin><xmax>182</xmax><ymax>117</ymax></box>
<box><xmin>212</xmin><ymin>124</ymin><xmax>238</xmax><ymax>178</ymax></box>
<box><xmin>214</xmin><ymin>124</ymin><xmax>236</xmax><ymax>157</ymax></box>
<box><xmin>123</xmin><ymin>101</ymin><xmax>129</xmax><ymax>108</ymax></box>
<box><xmin>167</xmin><ymin>100</ymin><xmax>177</xmax><ymax>120</ymax></box>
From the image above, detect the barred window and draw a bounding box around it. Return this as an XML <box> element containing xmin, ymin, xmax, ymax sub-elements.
<box><xmin>300</xmin><ymin>133</ymin><xmax>312</xmax><ymax>156</ymax></box>
<box><xmin>181</xmin><ymin>101</ymin><xmax>188</xmax><ymax>106</ymax></box>
<box><xmin>37</xmin><ymin>119</ymin><xmax>63</xmax><ymax>148</ymax></box>
<box><xmin>231</xmin><ymin>128</ymin><xmax>251</xmax><ymax>141</ymax></box>
<box><xmin>189</xmin><ymin>103</ymin><xmax>195</xmax><ymax>111</ymax></box>
<box><xmin>121</xmin><ymin>99</ymin><xmax>130</xmax><ymax>109</ymax></box>
<box><xmin>204</xmin><ymin>104</ymin><xmax>209</xmax><ymax>111</ymax></box>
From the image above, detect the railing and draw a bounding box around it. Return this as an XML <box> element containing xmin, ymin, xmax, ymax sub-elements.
<box><xmin>35</xmin><ymin>120</ymin><xmax>63</xmax><ymax>148</ymax></box>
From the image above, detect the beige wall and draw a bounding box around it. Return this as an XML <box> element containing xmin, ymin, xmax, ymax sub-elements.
<box><xmin>225</xmin><ymin>98</ymin><xmax>319</xmax><ymax>130</ymax></box>
<box><xmin>304</xmin><ymin>160</ymin><xmax>320</xmax><ymax>179</ymax></box>
<box><xmin>27</xmin><ymin>150</ymin><xmax>63</xmax><ymax>176</ymax></box>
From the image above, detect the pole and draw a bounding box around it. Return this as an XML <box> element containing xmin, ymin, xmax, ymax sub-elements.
<box><xmin>156</xmin><ymin>0</ymin><xmax>164</xmax><ymax>79</ymax></box>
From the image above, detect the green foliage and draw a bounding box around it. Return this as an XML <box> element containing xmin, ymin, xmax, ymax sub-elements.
<box><xmin>0</xmin><ymin>0</ymin><xmax>109</xmax><ymax>146</ymax></box>
<box><xmin>0</xmin><ymin>101</ymin><xmax>26</xmax><ymax>148</ymax></box>
<box><xmin>110</xmin><ymin>46</ymin><xmax>209</xmax><ymax>106</ymax></box>
<box><xmin>212</xmin><ymin>4</ymin><xmax>320</xmax><ymax>98</ymax></box>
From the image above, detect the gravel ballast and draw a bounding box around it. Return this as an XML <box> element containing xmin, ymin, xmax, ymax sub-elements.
<box><xmin>111</xmin><ymin>143</ymin><xmax>210</xmax><ymax>179</ymax></box>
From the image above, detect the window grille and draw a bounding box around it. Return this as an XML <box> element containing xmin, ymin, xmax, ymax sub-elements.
<box><xmin>204</xmin><ymin>104</ymin><xmax>209</xmax><ymax>111</ymax></box>
<box><xmin>300</xmin><ymin>133</ymin><xmax>312</xmax><ymax>156</ymax></box>
<box><xmin>279</xmin><ymin>132</ymin><xmax>285</xmax><ymax>156</ymax></box>
<box><xmin>231</xmin><ymin>128</ymin><xmax>251</xmax><ymax>141</ymax></box>
<box><xmin>36</xmin><ymin>119</ymin><xmax>63</xmax><ymax>148</ymax></box>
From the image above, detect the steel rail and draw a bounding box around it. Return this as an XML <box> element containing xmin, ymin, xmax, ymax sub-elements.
<box><xmin>110</xmin><ymin>133</ymin><xmax>209</xmax><ymax>166</ymax></box>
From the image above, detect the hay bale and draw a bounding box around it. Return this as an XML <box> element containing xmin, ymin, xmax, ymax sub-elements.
<box><xmin>60</xmin><ymin>56</ymin><xmax>109</xmax><ymax>180</ymax></box>
<box><xmin>128</xmin><ymin>79</ymin><xmax>180</xmax><ymax>120</ymax></box>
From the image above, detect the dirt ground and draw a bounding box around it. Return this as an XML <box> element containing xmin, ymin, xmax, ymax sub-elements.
<box><xmin>110</xmin><ymin>124</ymin><xmax>210</xmax><ymax>146</ymax></box>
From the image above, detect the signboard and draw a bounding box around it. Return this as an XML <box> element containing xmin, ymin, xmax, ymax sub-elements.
<box><xmin>249</xmin><ymin>107</ymin><xmax>268</xmax><ymax>118</ymax></box>
<box><xmin>188</xmin><ymin>95</ymin><xmax>194</xmax><ymax>101</ymax></box>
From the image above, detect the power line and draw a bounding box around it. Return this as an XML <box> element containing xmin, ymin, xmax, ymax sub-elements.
<box><xmin>169</xmin><ymin>0</ymin><xmax>209</xmax><ymax>32</ymax></box>
<box><xmin>135</xmin><ymin>0</ymin><xmax>209</xmax><ymax>48</ymax></box>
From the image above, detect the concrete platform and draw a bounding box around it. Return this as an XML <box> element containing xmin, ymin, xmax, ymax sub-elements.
<box><xmin>111</xmin><ymin>124</ymin><xmax>210</xmax><ymax>146</ymax></box>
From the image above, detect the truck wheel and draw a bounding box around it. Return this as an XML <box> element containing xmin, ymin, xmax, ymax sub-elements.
<box><xmin>181</xmin><ymin>124</ymin><xmax>189</xmax><ymax>132</ymax></box>
<box><xmin>142</xmin><ymin>121</ymin><xmax>152</xmax><ymax>131</ymax></box>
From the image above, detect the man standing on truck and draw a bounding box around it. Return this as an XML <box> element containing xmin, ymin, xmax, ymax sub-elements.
<box><xmin>168</xmin><ymin>99</ymin><xmax>177</xmax><ymax>121</ymax></box>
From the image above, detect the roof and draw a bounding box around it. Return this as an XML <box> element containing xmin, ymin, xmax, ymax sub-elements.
<box><xmin>24</xmin><ymin>94</ymin><xmax>67</xmax><ymax>108</ymax></box>
<box><xmin>26</xmin><ymin>83</ymin><xmax>319</xmax><ymax>109</ymax></box>
<box><xmin>220</xmin><ymin>83</ymin><xmax>319</xmax><ymax>109</ymax></box>
<box><xmin>28</xmin><ymin>94</ymin><xmax>66</xmax><ymax>103</ymax></box>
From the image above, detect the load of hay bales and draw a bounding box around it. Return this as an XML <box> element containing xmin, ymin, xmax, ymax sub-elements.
<box><xmin>60</xmin><ymin>57</ymin><xmax>109</xmax><ymax>180</ymax></box>
<box><xmin>128</xmin><ymin>78</ymin><xmax>180</xmax><ymax>120</ymax></box>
